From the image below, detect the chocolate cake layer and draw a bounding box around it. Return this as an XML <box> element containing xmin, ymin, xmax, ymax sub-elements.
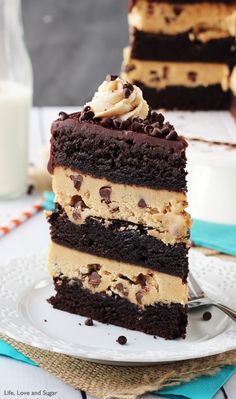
<box><xmin>49</xmin><ymin>276</ymin><xmax>187</xmax><ymax>339</ymax></box>
<box><xmin>48</xmin><ymin>207</ymin><xmax>189</xmax><ymax>281</ymax></box>
<box><xmin>131</xmin><ymin>30</ymin><xmax>236</xmax><ymax>64</ymax></box>
<box><xmin>48</xmin><ymin>117</ymin><xmax>187</xmax><ymax>191</ymax></box>
<box><xmin>135</xmin><ymin>82</ymin><xmax>232</xmax><ymax>110</ymax></box>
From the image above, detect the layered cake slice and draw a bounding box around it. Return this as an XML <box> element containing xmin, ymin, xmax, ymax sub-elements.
<box><xmin>47</xmin><ymin>75</ymin><xmax>191</xmax><ymax>339</ymax></box>
<box><xmin>122</xmin><ymin>0</ymin><xmax>236</xmax><ymax>110</ymax></box>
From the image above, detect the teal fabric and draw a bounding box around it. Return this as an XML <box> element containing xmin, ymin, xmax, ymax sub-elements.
<box><xmin>191</xmin><ymin>219</ymin><xmax>236</xmax><ymax>256</ymax></box>
<box><xmin>155</xmin><ymin>365</ymin><xmax>236</xmax><ymax>398</ymax></box>
<box><xmin>0</xmin><ymin>340</ymin><xmax>37</xmax><ymax>366</ymax></box>
<box><xmin>42</xmin><ymin>191</ymin><xmax>55</xmax><ymax>211</ymax></box>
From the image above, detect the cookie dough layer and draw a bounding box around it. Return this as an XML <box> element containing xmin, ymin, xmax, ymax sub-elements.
<box><xmin>122</xmin><ymin>47</ymin><xmax>231</xmax><ymax>90</ymax></box>
<box><xmin>48</xmin><ymin>209</ymin><xmax>189</xmax><ymax>280</ymax></box>
<box><xmin>130</xmin><ymin>29</ymin><xmax>236</xmax><ymax>63</ymax></box>
<box><xmin>129</xmin><ymin>1</ymin><xmax>236</xmax><ymax>39</ymax></box>
<box><xmin>49</xmin><ymin>276</ymin><xmax>187</xmax><ymax>339</ymax></box>
<box><xmin>48</xmin><ymin>242</ymin><xmax>188</xmax><ymax>307</ymax></box>
<box><xmin>52</xmin><ymin>166</ymin><xmax>190</xmax><ymax>244</ymax></box>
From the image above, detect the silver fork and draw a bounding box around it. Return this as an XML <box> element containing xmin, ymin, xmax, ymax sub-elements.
<box><xmin>188</xmin><ymin>271</ymin><xmax>236</xmax><ymax>322</ymax></box>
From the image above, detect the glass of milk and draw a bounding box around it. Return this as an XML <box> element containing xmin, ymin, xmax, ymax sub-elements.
<box><xmin>0</xmin><ymin>0</ymin><xmax>33</xmax><ymax>199</ymax></box>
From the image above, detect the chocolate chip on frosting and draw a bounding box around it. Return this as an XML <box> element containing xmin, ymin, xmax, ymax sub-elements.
<box><xmin>123</xmin><ymin>82</ymin><xmax>134</xmax><ymax>92</ymax></box>
<box><xmin>150</xmin><ymin>127</ymin><xmax>162</xmax><ymax>138</ymax></box>
<box><xmin>123</xmin><ymin>88</ymin><xmax>132</xmax><ymax>98</ymax></box>
<box><xmin>99</xmin><ymin>186</ymin><xmax>112</xmax><ymax>204</ymax></box>
<box><xmin>100</xmin><ymin>118</ymin><xmax>114</xmax><ymax>128</ymax></box>
<box><xmin>59</xmin><ymin>111</ymin><xmax>69</xmax><ymax>121</ymax></box>
<box><xmin>132</xmin><ymin>121</ymin><xmax>142</xmax><ymax>131</ymax></box>
<box><xmin>70</xmin><ymin>195</ymin><xmax>87</xmax><ymax>210</ymax></box>
<box><xmin>70</xmin><ymin>174</ymin><xmax>83</xmax><ymax>191</ymax></box>
<box><xmin>79</xmin><ymin>110</ymin><xmax>95</xmax><ymax>121</ymax></box>
<box><xmin>88</xmin><ymin>271</ymin><xmax>101</xmax><ymax>287</ymax></box>
<box><xmin>106</xmin><ymin>74</ymin><xmax>118</xmax><ymax>82</ymax></box>
<box><xmin>138</xmin><ymin>198</ymin><xmax>147</xmax><ymax>208</ymax></box>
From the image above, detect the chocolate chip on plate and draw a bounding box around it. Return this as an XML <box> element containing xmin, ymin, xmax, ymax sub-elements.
<box><xmin>202</xmin><ymin>311</ymin><xmax>212</xmax><ymax>321</ymax></box>
<box><xmin>84</xmin><ymin>317</ymin><xmax>94</xmax><ymax>326</ymax></box>
<box><xmin>116</xmin><ymin>335</ymin><xmax>127</xmax><ymax>345</ymax></box>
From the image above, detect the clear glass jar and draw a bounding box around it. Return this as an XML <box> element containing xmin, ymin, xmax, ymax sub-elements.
<box><xmin>0</xmin><ymin>0</ymin><xmax>33</xmax><ymax>199</ymax></box>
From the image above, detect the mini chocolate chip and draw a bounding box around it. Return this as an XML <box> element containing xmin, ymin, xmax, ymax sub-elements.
<box><xmin>165</xmin><ymin>16</ymin><xmax>174</xmax><ymax>24</ymax></box>
<box><xmin>106</xmin><ymin>74</ymin><xmax>118</xmax><ymax>81</ymax></box>
<box><xmin>203</xmin><ymin>311</ymin><xmax>212</xmax><ymax>321</ymax></box>
<box><xmin>188</xmin><ymin>71</ymin><xmax>197</xmax><ymax>82</ymax></box>
<box><xmin>120</xmin><ymin>119</ymin><xmax>131</xmax><ymax>130</ymax></box>
<box><xmin>163</xmin><ymin>66</ymin><xmax>169</xmax><ymax>80</ymax></box>
<box><xmin>123</xmin><ymin>88</ymin><xmax>131</xmax><ymax>98</ymax></box>
<box><xmin>157</xmin><ymin>113</ymin><xmax>165</xmax><ymax>125</ymax></box>
<box><xmin>173</xmin><ymin>5</ymin><xmax>183</xmax><ymax>15</ymax></box>
<box><xmin>80</xmin><ymin>110</ymin><xmax>94</xmax><ymax>121</ymax></box>
<box><xmin>132</xmin><ymin>121</ymin><xmax>142</xmax><ymax>131</ymax></box>
<box><xmin>123</xmin><ymin>82</ymin><xmax>134</xmax><ymax>92</ymax></box>
<box><xmin>83</xmin><ymin>105</ymin><xmax>91</xmax><ymax>112</ymax></box>
<box><xmin>113</xmin><ymin>119</ymin><xmax>122</xmax><ymax>129</ymax></box>
<box><xmin>100</xmin><ymin>118</ymin><xmax>114</xmax><ymax>128</ymax></box>
<box><xmin>27</xmin><ymin>184</ymin><xmax>34</xmax><ymax>195</ymax></box>
<box><xmin>138</xmin><ymin>198</ymin><xmax>147</xmax><ymax>208</ymax></box>
<box><xmin>59</xmin><ymin>111</ymin><xmax>69</xmax><ymax>121</ymax></box>
<box><xmin>84</xmin><ymin>317</ymin><xmax>93</xmax><ymax>326</ymax></box>
<box><xmin>116</xmin><ymin>336</ymin><xmax>127</xmax><ymax>345</ymax></box>
<box><xmin>144</xmin><ymin>125</ymin><xmax>154</xmax><ymax>134</ymax></box>
<box><xmin>44</xmin><ymin>319</ymin><xmax>47</xmax><ymax>323</ymax></box>
<box><xmin>99</xmin><ymin>186</ymin><xmax>112</xmax><ymax>204</ymax></box>
<box><xmin>70</xmin><ymin>174</ymin><xmax>83</xmax><ymax>191</ymax></box>
<box><xmin>137</xmin><ymin>274</ymin><xmax>146</xmax><ymax>288</ymax></box>
<box><xmin>110</xmin><ymin>206</ymin><xmax>119</xmax><ymax>213</ymax></box>
<box><xmin>150</xmin><ymin>111</ymin><xmax>159</xmax><ymax>122</ymax></box>
<box><xmin>161</xmin><ymin>126</ymin><xmax>170</xmax><ymax>137</ymax></box>
<box><xmin>72</xmin><ymin>210</ymin><xmax>81</xmax><ymax>221</ymax></box>
<box><xmin>88</xmin><ymin>271</ymin><xmax>101</xmax><ymax>287</ymax></box>
<box><xmin>166</xmin><ymin>130</ymin><xmax>178</xmax><ymax>140</ymax></box>
<box><xmin>70</xmin><ymin>195</ymin><xmax>88</xmax><ymax>210</ymax></box>
<box><xmin>153</xmin><ymin>335</ymin><xmax>157</xmax><ymax>339</ymax></box>
<box><xmin>115</xmin><ymin>283</ymin><xmax>128</xmax><ymax>297</ymax></box>
<box><xmin>151</xmin><ymin>127</ymin><xmax>162</xmax><ymax>137</ymax></box>
<box><xmin>135</xmin><ymin>291</ymin><xmax>143</xmax><ymax>304</ymax></box>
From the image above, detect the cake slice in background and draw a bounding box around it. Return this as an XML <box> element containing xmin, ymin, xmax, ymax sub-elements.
<box><xmin>47</xmin><ymin>75</ymin><xmax>191</xmax><ymax>339</ymax></box>
<box><xmin>122</xmin><ymin>0</ymin><xmax>236</xmax><ymax>110</ymax></box>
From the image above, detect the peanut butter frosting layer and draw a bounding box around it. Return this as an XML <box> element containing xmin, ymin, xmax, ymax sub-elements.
<box><xmin>52</xmin><ymin>166</ymin><xmax>191</xmax><ymax>245</ymax></box>
<box><xmin>122</xmin><ymin>47</ymin><xmax>231</xmax><ymax>91</ymax></box>
<box><xmin>129</xmin><ymin>1</ymin><xmax>236</xmax><ymax>40</ymax></box>
<box><xmin>48</xmin><ymin>242</ymin><xmax>188</xmax><ymax>307</ymax></box>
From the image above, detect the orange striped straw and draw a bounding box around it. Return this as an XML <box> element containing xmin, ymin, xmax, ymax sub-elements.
<box><xmin>0</xmin><ymin>198</ymin><xmax>44</xmax><ymax>238</ymax></box>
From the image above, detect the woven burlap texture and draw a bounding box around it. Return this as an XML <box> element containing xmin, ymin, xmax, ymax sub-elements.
<box><xmin>1</xmin><ymin>333</ymin><xmax>236</xmax><ymax>399</ymax></box>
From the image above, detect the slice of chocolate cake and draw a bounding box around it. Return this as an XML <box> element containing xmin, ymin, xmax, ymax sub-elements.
<box><xmin>47</xmin><ymin>75</ymin><xmax>191</xmax><ymax>339</ymax></box>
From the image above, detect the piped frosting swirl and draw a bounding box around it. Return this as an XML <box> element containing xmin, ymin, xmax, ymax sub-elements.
<box><xmin>86</xmin><ymin>75</ymin><xmax>149</xmax><ymax>121</ymax></box>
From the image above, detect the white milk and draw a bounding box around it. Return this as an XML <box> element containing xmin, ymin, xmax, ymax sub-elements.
<box><xmin>0</xmin><ymin>81</ymin><xmax>32</xmax><ymax>198</ymax></box>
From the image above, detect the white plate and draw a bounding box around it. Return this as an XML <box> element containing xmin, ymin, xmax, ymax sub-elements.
<box><xmin>0</xmin><ymin>249</ymin><xmax>236</xmax><ymax>365</ymax></box>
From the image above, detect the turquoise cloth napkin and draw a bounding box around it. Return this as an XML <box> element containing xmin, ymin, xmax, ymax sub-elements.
<box><xmin>0</xmin><ymin>340</ymin><xmax>37</xmax><ymax>366</ymax></box>
<box><xmin>155</xmin><ymin>365</ymin><xmax>236</xmax><ymax>399</ymax></box>
<box><xmin>191</xmin><ymin>219</ymin><xmax>236</xmax><ymax>256</ymax></box>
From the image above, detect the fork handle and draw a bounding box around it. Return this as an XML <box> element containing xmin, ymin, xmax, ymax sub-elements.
<box><xmin>213</xmin><ymin>302</ymin><xmax>236</xmax><ymax>323</ymax></box>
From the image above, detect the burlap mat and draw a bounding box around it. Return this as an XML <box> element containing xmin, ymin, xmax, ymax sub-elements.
<box><xmin>0</xmin><ymin>333</ymin><xmax>236</xmax><ymax>399</ymax></box>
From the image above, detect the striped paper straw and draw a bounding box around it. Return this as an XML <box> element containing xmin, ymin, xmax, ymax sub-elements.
<box><xmin>0</xmin><ymin>198</ymin><xmax>44</xmax><ymax>238</ymax></box>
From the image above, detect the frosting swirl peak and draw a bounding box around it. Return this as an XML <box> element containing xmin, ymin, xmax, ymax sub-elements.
<box><xmin>86</xmin><ymin>76</ymin><xmax>149</xmax><ymax>121</ymax></box>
